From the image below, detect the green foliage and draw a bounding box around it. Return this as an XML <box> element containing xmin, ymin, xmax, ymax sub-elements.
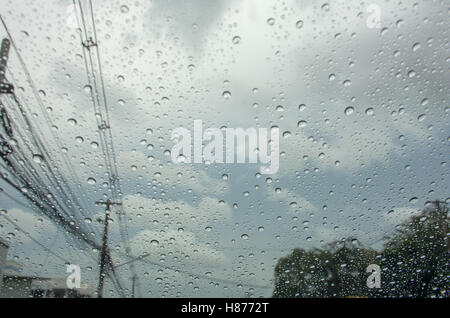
<box><xmin>272</xmin><ymin>200</ymin><xmax>450</xmax><ymax>298</ymax></box>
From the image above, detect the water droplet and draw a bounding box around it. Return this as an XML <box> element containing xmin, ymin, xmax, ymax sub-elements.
<box><xmin>344</xmin><ymin>107</ymin><xmax>354</xmax><ymax>115</ymax></box>
<box><xmin>232</xmin><ymin>36</ymin><xmax>241</xmax><ymax>44</ymax></box>
<box><xmin>75</xmin><ymin>136</ymin><xmax>84</xmax><ymax>144</ymax></box>
<box><xmin>176</xmin><ymin>154</ymin><xmax>186</xmax><ymax>163</ymax></box>
<box><xmin>83</xmin><ymin>85</ymin><xmax>92</xmax><ymax>94</ymax></box>
<box><xmin>283</xmin><ymin>131</ymin><xmax>291</xmax><ymax>138</ymax></box>
<box><xmin>418</xmin><ymin>114</ymin><xmax>426</xmax><ymax>122</ymax></box>
<box><xmin>67</xmin><ymin>118</ymin><xmax>77</xmax><ymax>126</ymax></box>
<box><xmin>267</xmin><ymin>18</ymin><xmax>275</xmax><ymax>26</ymax></box>
<box><xmin>297</xmin><ymin>120</ymin><xmax>307</xmax><ymax>128</ymax></box>
<box><xmin>296</xmin><ymin>20</ymin><xmax>304</xmax><ymax>29</ymax></box>
<box><xmin>365</xmin><ymin>108</ymin><xmax>374</xmax><ymax>116</ymax></box>
<box><xmin>412</xmin><ymin>42</ymin><xmax>421</xmax><ymax>52</ymax></box>
<box><xmin>222</xmin><ymin>91</ymin><xmax>231</xmax><ymax>99</ymax></box>
<box><xmin>33</xmin><ymin>154</ymin><xmax>44</xmax><ymax>164</ymax></box>
<box><xmin>150</xmin><ymin>239</ymin><xmax>159</xmax><ymax>246</ymax></box>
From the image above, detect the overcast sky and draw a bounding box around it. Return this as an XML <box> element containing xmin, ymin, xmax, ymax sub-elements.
<box><xmin>0</xmin><ymin>0</ymin><xmax>449</xmax><ymax>297</ymax></box>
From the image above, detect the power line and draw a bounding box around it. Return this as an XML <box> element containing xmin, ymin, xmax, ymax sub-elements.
<box><xmin>0</xmin><ymin>17</ymin><xmax>103</xmax><ymax>251</ymax></box>
<box><xmin>0</xmin><ymin>187</ymin><xmax>32</xmax><ymax>209</ymax></box>
<box><xmin>0</xmin><ymin>15</ymin><xmax>100</xmax><ymax>238</ymax></box>
<box><xmin>0</xmin><ymin>212</ymin><xmax>70</xmax><ymax>263</ymax></box>
<box><xmin>0</xmin><ymin>12</ymin><xmax>129</xmax><ymax>297</ymax></box>
<box><xmin>1</xmin><ymin>209</ymin><xmax>126</xmax><ymax>297</ymax></box>
<box><xmin>113</xmin><ymin>251</ymin><xmax>272</xmax><ymax>290</ymax></box>
<box><xmin>73</xmin><ymin>0</ymin><xmax>137</xmax><ymax>295</ymax></box>
<box><xmin>74</xmin><ymin>0</ymin><xmax>132</xmax><ymax>249</ymax></box>
<box><xmin>0</xmin><ymin>170</ymin><xmax>100</xmax><ymax>249</ymax></box>
<box><xmin>0</xmin><ymin>15</ymin><xmax>131</xmax><ymax>297</ymax></box>
<box><xmin>0</xmin><ymin>5</ymin><xmax>270</xmax><ymax>297</ymax></box>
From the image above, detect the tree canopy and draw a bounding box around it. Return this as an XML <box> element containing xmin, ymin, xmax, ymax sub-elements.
<box><xmin>272</xmin><ymin>200</ymin><xmax>450</xmax><ymax>298</ymax></box>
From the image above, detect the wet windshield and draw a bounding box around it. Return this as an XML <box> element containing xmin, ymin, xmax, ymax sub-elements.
<box><xmin>0</xmin><ymin>0</ymin><xmax>448</xmax><ymax>298</ymax></box>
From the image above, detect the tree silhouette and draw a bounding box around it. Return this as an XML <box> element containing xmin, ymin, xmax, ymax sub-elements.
<box><xmin>376</xmin><ymin>200</ymin><xmax>449</xmax><ymax>297</ymax></box>
<box><xmin>272</xmin><ymin>200</ymin><xmax>449</xmax><ymax>298</ymax></box>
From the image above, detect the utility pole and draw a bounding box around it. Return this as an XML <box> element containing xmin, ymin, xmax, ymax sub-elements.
<box><xmin>95</xmin><ymin>199</ymin><xmax>122</xmax><ymax>298</ymax></box>
<box><xmin>131</xmin><ymin>274</ymin><xmax>137</xmax><ymax>298</ymax></box>
<box><xmin>0</xmin><ymin>38</ymin><xmax>14</xmax><ymax>166</ymax></box>
<box><xmin>0</xmin><ymin>38</ymin><xmax>13</xmax><ymax>95</ymax></box>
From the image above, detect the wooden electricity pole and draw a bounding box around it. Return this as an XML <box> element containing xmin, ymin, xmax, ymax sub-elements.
<box><xmin>0</xmin><ymin>38</ymin><xmax>14</xmax><ymax>94</ymax></box>
<box><xmin>95</xmin><ymin>199</ymin><xmax>122</xmax><ymax>298</ymax></box>
<box><xmin>131</xmin><ymin>274</ymin><xmax>137</xmax><ymax>298</ymax></box>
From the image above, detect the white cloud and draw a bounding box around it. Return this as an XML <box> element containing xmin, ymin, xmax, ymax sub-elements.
<box><xmin>121</xmin><ymin>194</ymin><xmax>232</xmax><ymax>233</ymax></box>
<box><xmin>0</xmin><ymin>208</ymin><xmax>57</xmax><ymax>244</ymax></box>
<box><xmin>129</xmin><ymin>229</ymin><xmax>231</xmax><ymax>268</ymax></box>
<box><xmin>383</xmin><ymin>207</ymin><xmax>420</xmax><ymax>226</ymax></box>
<box><xmin>267</xmin><ymin>188</ymin><xmax>316</xmax><ymax>214</ymax></box>
<box><xmin>117</xmin><ymin>150</ymin><xmax>228</xmax><ymax>196</ymax></box>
